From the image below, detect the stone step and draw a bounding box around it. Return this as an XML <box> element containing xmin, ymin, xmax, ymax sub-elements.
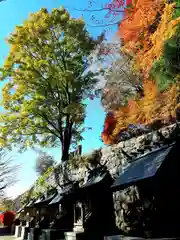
<box><xmin>64</xmin><ymin>231</ymin><xmax>76</xmax><ymax>240</ymax></box>
<box><xmin>73</xmin><ymin>226</ymin><xmax>84</xmax><ymax>234</ymax></box>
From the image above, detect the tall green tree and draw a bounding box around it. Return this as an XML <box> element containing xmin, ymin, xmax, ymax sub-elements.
<box><xmin>1</xmin><ymin>197</ymin><xmax>16</xmax><ymax>211</ymax></box>
<box><xmin>0</xmin><ymin>7</ymin><xmax>101</xmax><ymax>162</ymax></box>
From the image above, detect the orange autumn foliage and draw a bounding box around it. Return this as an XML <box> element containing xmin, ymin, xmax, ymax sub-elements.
<box><xmin>119</xmin><ymin>1</ymin><xmax>180</xmax><ymax>78</ymax></box>
<box><xmin>102</xmin><ymin>81</ymin><xmax>178</xmax><ymax>144</ymax></box>
<box><xmin>101</xmin><ymin>112</ymin><xmax>118</xmax><ymax>144</ymax></box>
<box><xmin>118</xmin><ymin>0</ymin><xmax>164</xmax><ymax>45</ymax></box>
<box><xmin>135</xmin><ymin>3</ymin><xmax>179</xmax><ymax>77</ymax></box>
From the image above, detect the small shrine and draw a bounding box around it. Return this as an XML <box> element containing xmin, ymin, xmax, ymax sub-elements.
<box><xmin>109</xmin><ymin>129</ymin><xmax>180</xmax><ymax>239</ymax></box>
<box><xmin>71</xmin><ymin>165</ymin><xmax>117</xmax><ymax>239</ymax></box>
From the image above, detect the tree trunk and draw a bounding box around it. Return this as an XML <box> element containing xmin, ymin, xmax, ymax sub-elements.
<box><xmin>59</xmin><ymin>118</ymin><xmax>73</xmax><ymax>185</ymax></box>
<box><xmin>61</xmin><ymin>141</ymin><xmax>70</xmax><ymax>162</ymax></box>
<box><xmin>61</xmin><ymin>139</ymin><xmax>71</xmax><ymax>185</ymax></box>
<box><xmin>61</xmin><ymin>120</ymin><xmax>73</xmax><ymax>162</ymax></box>
<box><xmin>176</xmin><ymin>82</ymin><xmax>180</xmax><ymax>121</ymax></box>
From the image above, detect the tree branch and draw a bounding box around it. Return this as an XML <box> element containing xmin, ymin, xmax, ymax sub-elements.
<box><xmin>49</xmin><ymin>29</ymin><xmax>65</xmax><ymax>73</ymax></box>
<box><xmin>36</xmin><ymin>112</ymin><xmax>61</xmax><ymax>139</ymax></box>
<box><xmin>22</xmin><ymin>132</ymin><xmax>46</xmax><ymax>136</ymax></box>
<box><xmin>69</xmin><ymin>6</ymin><xmax>125</xmax><ymax>13</ymax></box>
<box><xmin>87</xmin><ymin>21</ymin><xmax>120</xmax><ymax>28</ymax></box>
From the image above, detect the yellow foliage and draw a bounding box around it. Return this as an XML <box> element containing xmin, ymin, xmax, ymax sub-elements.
<box><xmin>135</xmin><ymin>3</ymin><xmax>179</xmax><ymax>77</ymax></box>
<box><xmin>156</xmin><ymin>84</ymin><xmax>177</xmax><ymax>118</ymax></box>
<box><xmin>110</xmin><ymin>81</ymin><xmax>177</xmax><ymax>140</ymax></box>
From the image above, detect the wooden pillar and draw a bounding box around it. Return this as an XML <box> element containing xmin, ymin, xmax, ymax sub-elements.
<box><xmin>36</xmin><ymin>209</ymin><xmax>39</xmax><ymax>226</ymax></box>
<box><xmin>81</xmin><ymin>202</ymin><xmax>84</xmax><ymax>226</ymax></box>
<box><xmin>39</xmin><ymin>208</ymin><xmax>41</xmax><ymax>221</ymax></box>
<box><xmin>74</xmin><ymin>201</ymin><xmax>84</xmax><ymax>225</ymax></box>
<box><xmin>26</xmin><ymin>212</ymin><xmax>30</xmax><ymax>227</ymax></box>
<box><xmin>74</xmin><ymin>203</ymin><xmax>76</xmax><ymax>223</ymax></box>
<box><xmin>73</xmin><ymin>201</ymin><xmax>85</xmax><ymax>233</ymax></box>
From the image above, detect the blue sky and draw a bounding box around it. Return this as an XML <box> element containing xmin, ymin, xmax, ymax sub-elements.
<box><xmin>0</xmin><ymin>0</ymin><xmax>119</xmax><ymax>198</ymax></box>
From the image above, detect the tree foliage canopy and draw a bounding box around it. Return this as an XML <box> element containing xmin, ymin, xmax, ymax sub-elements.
<box><xmin>0</xmin><ymin>7</ymin><xmax>101</xmax><ymax>161</ymax></box>
<box><xmin>0</xmin><ymin>152</ymin><xmax>18</xmax><ymax>196</ymax></box>
<box><xmin>101</xmin><ymin>0</ymin><xmax>180</xmax><ymax>144</ymax></box>
<box><xmin>101</xmin><ymin>55</ymin><xmax>139</xmax><ymax>111</ymax></box>
<box><xmin>102</xmin><ymin>81</ymin><xmax>177</xmax><ymax>144</ymax></box>
<box><xmin>1</xmin><ymin>198</ymin><xmax>15</xmax><ymax>211</ymax></box>
<box><xmin>35</xmin><ymin>152</ymin><xmax>54</xmax><ymax>175</ymax></box>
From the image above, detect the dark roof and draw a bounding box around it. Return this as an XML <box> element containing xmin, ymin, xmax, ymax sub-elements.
<box><xmin>16</xmin><ymin>208</ymin><xmax>22</xmax><ymax>214</ymax></box>
<box><xmin>33</xmin><ymin>192</ymin><xmax>57</xmax><ymax>207</ymax></box>
<box><xmin>61</xmin><ymin>182</ymin><xmax>77</xmax><ymax>195</ymax></box>
<box><xmin>16</xmin><ymin>203</ymin><xmax>28</xmax><ymax>214</ymax></box>
<box><xmin>111</xmin><ymin>144</ymin><xmax>174</xmax><ymax>190</ymax></box>
<box><xmin>49</xmin><ymin>183</ymin><xmax>78</xmax><ymax>205</ymax></box>
<box><xmin>48</xmin><ymin>193</ymin><xmax>63</xmax><ymax>205</ymax></box>
<box><xmin>26</xmin><ymin>200</ymin><xmax>36</xmax><ymax>208</ymax></box>
<box><xmin>17</xmin><ymin>198</ymin><xmax>37</xmax><ymax>211</ymax></box>
<box><xmin>81</xmin><ymin>172</ymin><xmax>108</xmax><ymax>188</ymax></box>
<box><xmin>34</xmin><ymin>198</ymin><xmax>43</xmax><ymax>204</ymax></box>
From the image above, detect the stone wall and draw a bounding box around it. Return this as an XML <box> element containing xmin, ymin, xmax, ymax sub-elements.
<box><xmin>113</xmin><ymin>186</ymin><xmax>140</xmax><ymax>234</ymax></box>
<box><xmin>100</xmin><ymin>123</ymin><xmax>177</xmax><ymax>177</ymax></box>
<box><xmin>22</xmin><ymin>123</ymin><xmax>179</xmax><ymax>233</ymax></box>
<box><xmin>45</xmin><ymin>123</ymin><xmax>177</xmax><ymax>186</ymax></box>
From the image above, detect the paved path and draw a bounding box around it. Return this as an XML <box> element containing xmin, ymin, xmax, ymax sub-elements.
<box><xmin>0</xmin><ymin>236</ymin><xmax>18</xmax><ymax>240</ymax></box>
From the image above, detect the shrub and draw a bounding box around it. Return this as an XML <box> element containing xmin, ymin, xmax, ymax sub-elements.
<box><xmin>3</xmin><ymin>211</ymin><xmax>15</xmax><ymax>227</ymax></box>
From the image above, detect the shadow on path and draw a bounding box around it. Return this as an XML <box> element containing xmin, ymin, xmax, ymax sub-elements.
<box><xmin>0</xmin><ymin>226</ymin><xmax>15</xmax><ymax>238</ymax></box>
